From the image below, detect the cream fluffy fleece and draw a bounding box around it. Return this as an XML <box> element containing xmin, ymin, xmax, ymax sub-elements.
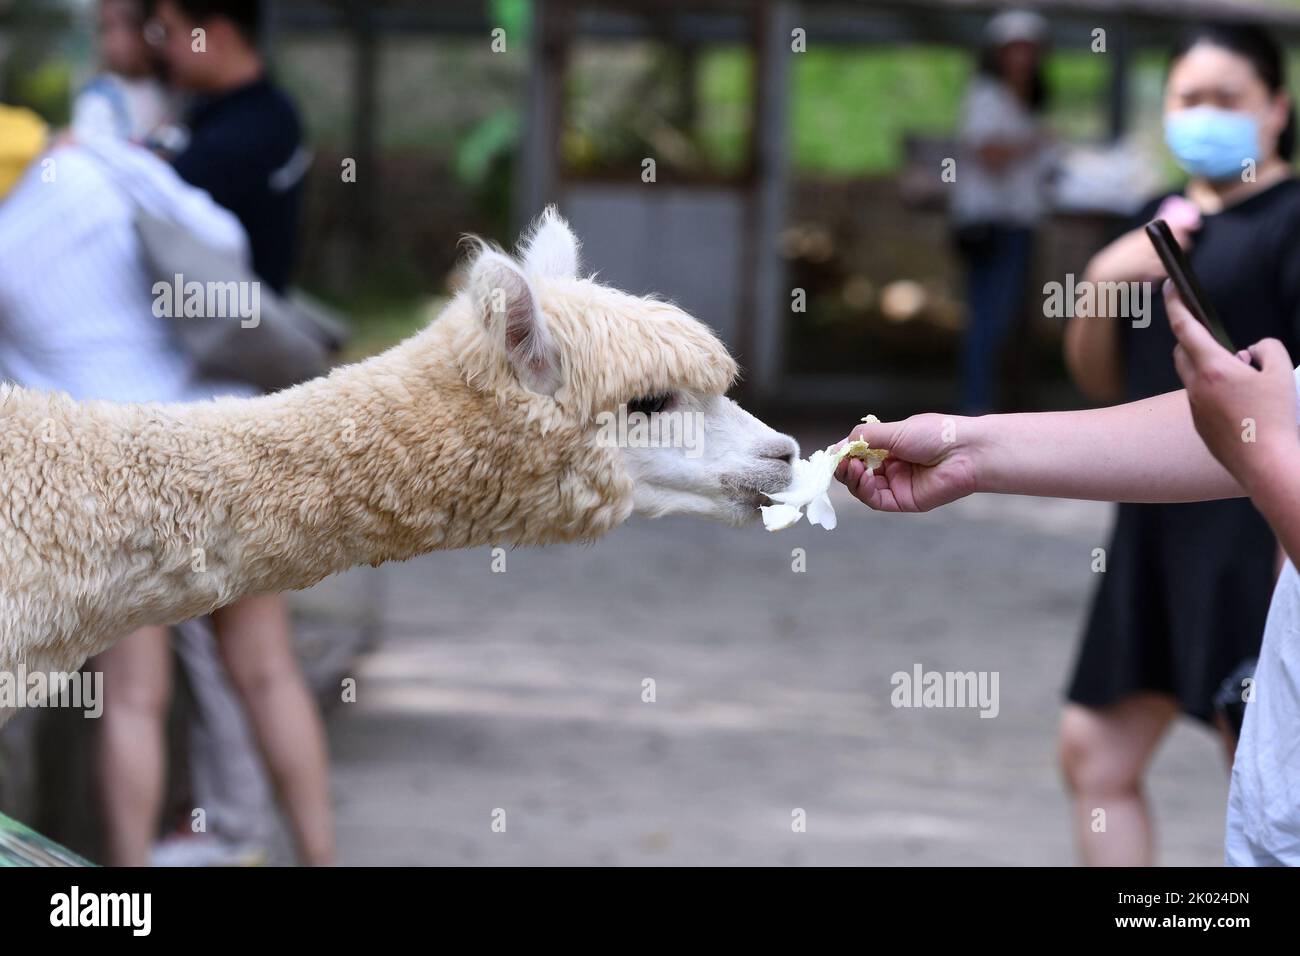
<box><xmin>0</xmin><ymin>218</ymin><xmax>735</xmax><ymax>722</ymax></box>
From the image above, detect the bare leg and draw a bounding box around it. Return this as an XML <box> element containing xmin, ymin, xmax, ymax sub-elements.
<box><xmin>212</xmin><ymin>593</ymin><xmax>335</xmax><ymax>865</ymax></box>
<box><xmin>95</xmin><ymin>626</ymin><xmax>172</xmax><ymax>867</ymax></box>
<box><xmin>1059</xmin><ymin>693</ymin><xmax>1180</xmax><ymax>866</ymax></box>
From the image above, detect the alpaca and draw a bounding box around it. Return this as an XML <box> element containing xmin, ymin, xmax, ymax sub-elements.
<box><xmin>0</xmin><ymin>208</ymin><xmax>797</xmax><ymax>723</ymax></box>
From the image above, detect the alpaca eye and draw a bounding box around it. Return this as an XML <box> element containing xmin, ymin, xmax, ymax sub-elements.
<box><xmin>627</xmin><ymin>394</ymin><xmax>671</xmax><ymax>416</ymax></box>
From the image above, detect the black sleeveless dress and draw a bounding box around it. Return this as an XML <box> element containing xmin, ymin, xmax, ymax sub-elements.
<box><xmin>1067</xmin><ymin>178</ymin><xmax>1300</xmax><ymax>723</ymax></box>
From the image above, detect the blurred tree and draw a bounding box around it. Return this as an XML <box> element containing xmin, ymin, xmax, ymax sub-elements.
<box><xmin>0</xmin><ymin>0</ymin><xmax>74</xmax><ymax>124</ymax></box>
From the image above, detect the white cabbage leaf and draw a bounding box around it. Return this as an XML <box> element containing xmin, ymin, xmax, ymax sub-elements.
<box><xmin>760</xmin><ymin>415</ymin><xmax>888</xmax><ymax>532</ymax></box>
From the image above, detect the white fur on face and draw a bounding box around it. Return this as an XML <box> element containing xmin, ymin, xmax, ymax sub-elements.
<box><xmin>619</xmin><ymin>393</ymin><xmax>799</xmax><ymax>525</ymax></box>
<box><xmin>481</xmin><ymin>205</ymin><xmax>797</xmax><ymax>526</ymax></box>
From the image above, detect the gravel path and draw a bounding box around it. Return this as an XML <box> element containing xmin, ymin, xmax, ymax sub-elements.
<box><xmin>323</xmin><ymin>483</ymin><xmax>1228</xmax><ymax>866</ymax></box>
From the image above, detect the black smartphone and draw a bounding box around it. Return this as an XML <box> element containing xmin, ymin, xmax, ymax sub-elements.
<box><xmin>1144</xmin><ymin>218</ymin><xmax>1237</xmax><ymax>353</ymax></box>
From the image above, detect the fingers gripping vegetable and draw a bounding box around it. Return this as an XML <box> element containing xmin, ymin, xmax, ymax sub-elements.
<box><xmin>760</xmin><ymin>416</ymin><xmax>888</xmax><ymax>532</ymax></box>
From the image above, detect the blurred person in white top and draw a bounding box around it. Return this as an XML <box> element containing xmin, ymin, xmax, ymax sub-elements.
<box><xmin>72</xmin><ymin>0</ymin><xmax>173</xmax><ymax>143</ymax></box>
<box><xmin>0</xmin><ymin>4</ymin><xmax>334</xmax><ymax>868</ymax></box>
<box><xmin>0</xmin><ymin>136</ymin><xmax>334</xmax><ymax>868</ymax></box>
<box><xmin>950</xmin><ymin>9</ymin><xmax>1055</xmax><ymax>414</ymax></box>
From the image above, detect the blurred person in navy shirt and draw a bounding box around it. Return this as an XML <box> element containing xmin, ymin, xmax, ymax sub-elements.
<box><xmin>150</xmin><ymin>0</ymin><xmax>310</xmax><ymax>292</ymax></box>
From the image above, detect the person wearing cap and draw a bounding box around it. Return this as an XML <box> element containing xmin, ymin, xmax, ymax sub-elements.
<box><xmin>950</xmin><ymin>9</ymin><xmax>1054</xmax><ymax>415</ymax></box>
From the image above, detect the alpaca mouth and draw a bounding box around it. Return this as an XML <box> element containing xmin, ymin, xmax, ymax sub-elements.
<box><xmin>725</xmin><ymin>463</ymin><xmax>794</xmax><ymax>504</ymax></box>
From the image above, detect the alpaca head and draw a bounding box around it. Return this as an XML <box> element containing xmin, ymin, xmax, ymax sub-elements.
<box><xmin>451</xmin><ymin>207</ymin><xmax>798</xmax><ymax>526</ymax></box>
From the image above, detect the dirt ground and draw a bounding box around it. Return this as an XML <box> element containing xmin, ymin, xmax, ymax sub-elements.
<box><xmin>320</xmin><ymin>476</ymin><xmax>1228</xmax><ymax>866</ymax></box>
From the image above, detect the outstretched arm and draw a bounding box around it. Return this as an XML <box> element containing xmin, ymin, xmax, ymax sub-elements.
<box><xmin>982</xmin><ymin>388</ymin><xmax>1245</xmax><ymax>502</ymax></box>
<box><xmin>836</xmin><ymin>388</ymin><xmax>1242</xmax><ymax>512</ymax></box>
<box><xmin>838</xmin><ymin>283</ymin><xmax>1300</xmax><ymax>529</ymax></box>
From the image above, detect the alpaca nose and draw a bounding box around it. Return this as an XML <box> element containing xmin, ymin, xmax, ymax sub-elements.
<box><xmin>760</xmin><ymin>435</ymin><xmax>799</xmax><ymax>465</ymax></box>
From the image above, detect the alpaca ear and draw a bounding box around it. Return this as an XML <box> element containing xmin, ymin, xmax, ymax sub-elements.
<box><xmin>519</xmin><ymin>205</ymin><xmax>581</xmax><ymax>279</ymax></box>
<box><xmin>469</xmin><ymin>250</ymin><xmax>561</xmax><ymax>396</ymax></box>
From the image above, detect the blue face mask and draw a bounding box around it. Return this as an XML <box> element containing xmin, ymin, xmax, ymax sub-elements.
<box><xmin>1164</xmin><ymin>106</ymin><xmax>1262</xmax><ymax>181</ymax></box>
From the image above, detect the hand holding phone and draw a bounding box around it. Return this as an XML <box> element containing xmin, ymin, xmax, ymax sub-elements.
<box><xmin>1144</xmin><ymin>218</ymin><xmax>1237</xmax><ymax>353</ymax></box>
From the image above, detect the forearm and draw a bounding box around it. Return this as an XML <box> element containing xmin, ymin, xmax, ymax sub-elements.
<box><xmin>972</xmin><ymin>388</ymin><xmax>1243</xmax><ymax>503</ymax></box>
<box><xmin>1063</xmin><ymin>312</ymin><xmax>1122</xmax><ymax>402</ymax></box>
<box><xmin>1062</xmin><ymin>258</ymin><xmax>1125</xmax><ymax>402</ymax></box>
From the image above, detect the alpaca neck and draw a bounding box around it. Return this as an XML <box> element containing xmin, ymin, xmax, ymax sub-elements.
<box><xmin>169</xmin><ymin>325</ymin><xmax>629</xmax><ymax>605</ymax></box>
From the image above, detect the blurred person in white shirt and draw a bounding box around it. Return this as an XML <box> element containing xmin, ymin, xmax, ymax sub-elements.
<box><xmin>0</xmin><ymin>105</ymin><xmax>334</xmax><ymax>866</ymax></box>
<box><xmin>73</xmin><ymin>0</ymin><xmax>174</xmax><ymax>143</ymax></box>
<box><xmin>950</xmin><ymin>9</ymin><xmax>1055</xmax><ymax>414</ymax></box>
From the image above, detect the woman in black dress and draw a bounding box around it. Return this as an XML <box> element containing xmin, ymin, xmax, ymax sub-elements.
<box><xmin>1061</xmin><ymin>22</ymin><xmax>1300</xmax><ymax>866</ymax></box>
